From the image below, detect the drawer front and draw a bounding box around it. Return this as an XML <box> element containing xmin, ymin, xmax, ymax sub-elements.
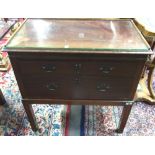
<box><xmin>21</xmin><ymin>76</ymin><xmax>134</xmax><ymax>100</ymax></box>
<box><xmin>17</xmin><ymin>59</ymin><xmax>143</xmax><ymax>77</ymax></box>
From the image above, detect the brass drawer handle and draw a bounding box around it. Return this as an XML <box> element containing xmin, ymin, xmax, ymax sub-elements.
<box><xmin>74</xmin><ymin>63</ymin><xmax>82</xmax><ymax>74</ymax></box>
<box><xmin>74</xmin><ymin>63</ymin><xmax>82</xmax><ymax>70</ymax></box>
<box><xmin>46</xmin><ymin>83</ymin><xmax>58</xmax><ymax>91</ymax></box>
<box><xmin>42</xmin><ymin>65</ymin><xmax>56</xmax><ymax>72</ymax></box>
<box><xmin>99</xmin><ymin>66</ymin><xmax>114</xmax><ymax>74</ymax></box>
<box><xmin>97</xmin><ymin>83</ymin><xmax>110</xmax><ymax>92</ymax></box>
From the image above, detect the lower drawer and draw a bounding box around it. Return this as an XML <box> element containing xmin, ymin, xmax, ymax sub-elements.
<box><xmin>21</xmin><ymin>76</ymin><xmax>135</xmax><ymax>100</ymax></box>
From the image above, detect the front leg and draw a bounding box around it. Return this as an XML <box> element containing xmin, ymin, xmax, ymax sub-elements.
<box><xmin>116</xmin><ymin>103</ymin><xmax>133</xmax><ymax>133</ymax></box>
<box><xmin>23</xmin><ymin>100</ymin><xmax>38</xmax><ymax>131</ymax></box>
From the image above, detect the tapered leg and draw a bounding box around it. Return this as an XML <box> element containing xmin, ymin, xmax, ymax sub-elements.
<box><xmin>23</xmin><ymin>100</ymin><xmax>38</xmax><ymax>131</ymax></box>
<box><xmin>116</xmin><ymin>104</ymin><xmax>132</xmax><ymax>133</ymax></box>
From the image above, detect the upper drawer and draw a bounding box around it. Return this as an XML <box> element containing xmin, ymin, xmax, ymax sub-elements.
<box><xmin>16</xmin><ymin>59</ymin><xmax>144</xmax><ymax>77</ymax></box>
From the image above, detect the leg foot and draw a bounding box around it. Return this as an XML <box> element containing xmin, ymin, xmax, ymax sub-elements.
<box><xmin>115</xmin><ymin>129</ymin><xmax>123</xmax><ymax>133</ymax></box>
<box><xmin>116</xmin><ymin>104</ymin><xmax>132</xmax><ymax>133</ymax></box>
<box><xmin>23</xmin><ymin>100</ymin><xmax>38</xmax><ymax>131</ymax></box>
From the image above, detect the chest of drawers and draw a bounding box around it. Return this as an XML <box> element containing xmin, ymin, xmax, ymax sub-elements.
<box><xmin>9</xmin><ymin>53</ymin><xmax>146</xmax><ymax>100</ymax></box>
<box><xmin>3</xmin><ymin>19</ymin><xmax>152</xmax><ymax>133</ymax></box>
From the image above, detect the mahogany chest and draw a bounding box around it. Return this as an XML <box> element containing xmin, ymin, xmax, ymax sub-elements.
<box><xmin>3</xmin><ymin>19</ymin><xmax>152</xmax><ymax>132</ymax></box>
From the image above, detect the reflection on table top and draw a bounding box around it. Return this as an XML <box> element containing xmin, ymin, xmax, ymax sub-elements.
<box><xmin>5</xmin><ymin>19</ymin><xmax>150</xmax><ymax>52</ymax></box>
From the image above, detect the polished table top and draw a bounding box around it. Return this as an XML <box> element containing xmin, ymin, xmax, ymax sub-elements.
<box><xmin>4</xmin><ymin>19</ymin><xmax>150</xmax><ymax>52</ymax></box>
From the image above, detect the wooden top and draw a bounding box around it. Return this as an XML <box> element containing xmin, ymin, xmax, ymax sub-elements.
<box><xmin>4</xmin><ymin>19</ymin><xmax>151</xmax><ymax>53</ymax></box>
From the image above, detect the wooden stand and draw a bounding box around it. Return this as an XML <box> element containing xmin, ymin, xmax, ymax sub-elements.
<box><xmin>22</xmin><ymin>99</ymin><xmax>133</xmax><ymax>133</ymax></box>
<box><xmin>0</xmin><ymin>52</ymin><xmax>9</xmax><ymax>106</ymax></box>
<box><xmin>134</xmin><ymin>18</ymin><xmax>155</xmax><ymax>105</ymax></box>
<box><xmin>135</xmin><ymin>56</ymin><xmax>155</xmax><ymax>104</ymax></box>
<box><xmin>0</xmin><ymin>52</ymin><xmax>9</xmax><ymax>72</ymax></box>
